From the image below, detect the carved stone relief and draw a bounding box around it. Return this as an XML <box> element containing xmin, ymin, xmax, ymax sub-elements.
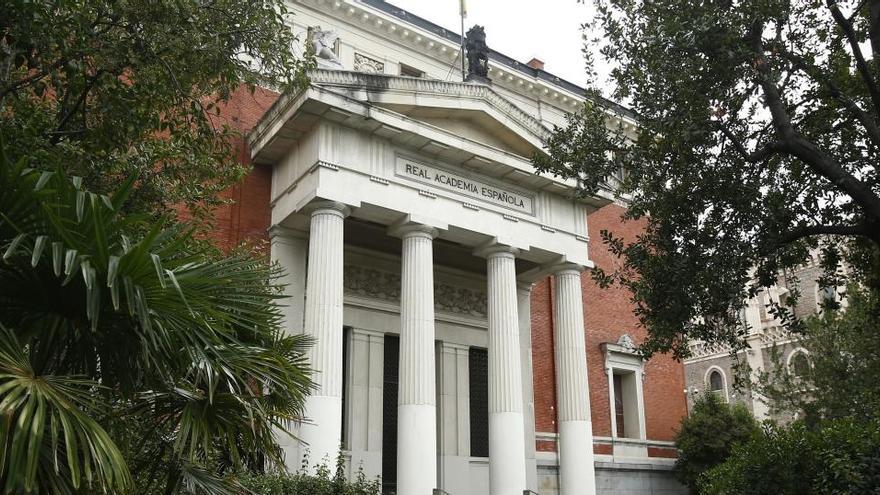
<box><xmin>354</xmin><ymin>53</ymin><xmax>384</xmax><ymax>74</ymax></box>
<box><xmin>344</xmin><ymin>265</ymin><xmax>487</xmax><ymax>317</ymax></box>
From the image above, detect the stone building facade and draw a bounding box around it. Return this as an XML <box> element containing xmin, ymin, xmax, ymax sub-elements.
<box><xmin>683</xmin><ymin>255</ymin><xmax>841</xmax><ymax>421</ymax></box>
<box><xmin>207</xmin><ymin>1</ymin><xmax>689</xmax><ymax>494</ymax></box>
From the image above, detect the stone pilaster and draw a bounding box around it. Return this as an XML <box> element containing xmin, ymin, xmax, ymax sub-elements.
<box><xmin>299</xmin><ymin>201</ymin><xmax>349</xmax><ymax>471</ymax></box>
<box><xmin>437</xmin><ymin>342</ymin><xmax>471</xmax><ymax>495</ymax></box>
<box><xmin>479</xmin><ymin>244</ymin><xmax>527</xmax><ymax>495</ymax></box>
<box><xmin>269</xmin><ymin>226</ymin><xmax>309</xmax><ymax>470</ymax></box>
<box><xmin>553</xmin><ymin>266</ymin><xmax>596</xmax><ymax>495</ymax></box>
<box><xmin>345</xmin><ymin>328</ymin><xmax>384</xmax><ymax>478</ymax></box>
<box><xmin>392</xmin><ymin>223</ymin><xmax>438</xmax><ymax>495</ymax></box>
<box><xmin>517</xmin><ymin>282</ymin><xmax>538</xmax><ymax>492</ymax></box>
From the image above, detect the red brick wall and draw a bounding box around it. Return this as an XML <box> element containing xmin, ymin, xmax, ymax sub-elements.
<box><xmin>530</xmin><ymin>203</ymin><xmax>686</xmax><ymax>455</ymax></box>
<box><xmin>205</xmin><ymin>85</ymin><xmax>280</xmax><ymax>252</ymax></box>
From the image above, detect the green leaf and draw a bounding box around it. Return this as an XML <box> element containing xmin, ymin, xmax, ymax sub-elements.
<box><xmin>3</xmin><ymin>234</ymin><xmax>25</xmax><ymax>260</ymax></box>
<box><xmin>33</xmin><ymin>171</ymin><xmax>53</xmax><ymax>191</ymax></box>
<box><xmin>31</xmin><ymin>235</ymin><xmax>47</xmax><ymax>267</ymax></box>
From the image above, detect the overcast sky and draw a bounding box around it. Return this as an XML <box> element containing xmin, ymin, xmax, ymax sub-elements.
<box><xmin>383</xmin><ymin>0</ymin><xmax>609</xmax><ymax>91</ymax></box>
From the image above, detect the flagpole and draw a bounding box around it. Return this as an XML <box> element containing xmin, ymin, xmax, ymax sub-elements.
<box><xmin>460</xmin><ymin>0</ymin><xmax>466</xmax><ymax>81</ymax></box>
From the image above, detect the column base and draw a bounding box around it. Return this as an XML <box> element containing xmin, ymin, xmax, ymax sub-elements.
<box><xmin>299</xmin><ymin>395</ymin><xmax>342</xmax><ymax>472</ymax></box>
<box><xmin>397</xmin><ymin>403</ymin><xmax>437</xmax><ymax>495</ymax></box>
<box><xmin>489</xmin><ymin>411</ymin><xmax>527</xmax><ymax>494</ymax></box>
<box><xmin>558</xmin><ymin>420</ymin><xmax>596</xmax><ymax>495</ymax></box>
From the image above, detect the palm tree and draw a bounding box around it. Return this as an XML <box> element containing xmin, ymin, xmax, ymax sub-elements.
<box><xmin>0</xmin><ymin>142</ymin><xmax>313</xmax><ymax>494</ymax></box>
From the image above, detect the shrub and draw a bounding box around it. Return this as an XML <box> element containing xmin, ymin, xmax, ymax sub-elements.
<box><xmin>700</xmin><ymin>418</ymin><xmax>880</xmax><ymax>495</ymax></box>
<box><xmin>237</xmin><ymin>455</ymin><xmax>381</xmax><ymax>495</ymax></box>
<box><xmin>674</xmin><ymin>393</ymin><xmax>760</xmax><ymax>492</ymax></box>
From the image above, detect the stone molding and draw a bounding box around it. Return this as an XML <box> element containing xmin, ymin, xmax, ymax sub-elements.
<box><xmin>343</xmin><ymin>264</ymin><xmax>488</xmax><ymax>317</ymax></box>
<box><xmin>353</xmin><ymin>52</ymin><xmax>384</xmax><ymax>74</ymax></box>
<box><xmin>309</xmin><ymin>69</ymin><xmax>552</xmax><ymax>141</ymax></box>
<box><xmin>685</xmin><ymin>340</ymin><xmax>732</xmax><ymax>362</ymax></box>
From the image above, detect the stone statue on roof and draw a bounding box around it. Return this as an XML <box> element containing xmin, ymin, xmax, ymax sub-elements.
<box><xmin>465</xmin><ymin>25</ymin><xmax>490</xmax><ymax>82</ymax></box>
<box><xmin>310</xmin><ymin>27</ymin><xmax>344</xmax><ymax>69</ymax></box>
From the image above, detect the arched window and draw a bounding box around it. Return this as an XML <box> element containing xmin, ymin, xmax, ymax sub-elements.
<box><xmin>706</xmin><ymin>368</ymin><xmax>727</xmax><ymax>401</ymax></box>
<box><xmin>709</xmin><ymin>370</ymin><xmax>724</xmax><ymax>392</ymax></box>
<box><xmin>789</xmin><ymin>350</ymin><xmax>811</xmax><ymax>377</ymax></box>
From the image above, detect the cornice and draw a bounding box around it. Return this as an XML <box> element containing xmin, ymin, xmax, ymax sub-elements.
<box><xmin>309</xmin><ymin>69</ymin><xmax>552</xmax><ymax>141</ymax></box>
<box><xmin>293</xmin><ymin>0</ymin><xmax>638</xmax><ymax>126</ymax></box>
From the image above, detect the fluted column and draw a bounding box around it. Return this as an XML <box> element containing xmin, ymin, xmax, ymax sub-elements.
<box><xmin>392</xmin><ymin>223</ymin><xmax>438</xmax><ymax>495</ymax></box>
<box><xmin>553</xmin><ymin>266</ymin><xmax>596</xmax><ymax>495</ymax></box>
<box><xmin>299</xmin><ymin>201</ymin><xmax>349</xmax><ymax>471</ymax></box>
<box><xmin>479</xmin><ymin>245</ymin><xmax>527</xmax><ymax>495</ymax></box>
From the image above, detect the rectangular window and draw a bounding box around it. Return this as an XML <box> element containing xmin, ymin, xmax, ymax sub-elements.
<box><xmin>612</xmin><ymin>370</ymin><xmax>641</xmax><ymax>439</ymax></box>
<box><xmin>468</xmin><ymin>347</ymin><xmax>489</xmax><ymax>457</ymax></box>
<box><xmin>400</xmin><ymin>63</ymin><xmax>425</xmax><ymax>78</ymax></box>
<box><xmin>382</xmin><ymin>335</ymin><xmax>399</xmax><ymax>494</ymax></box>
<box><xmin>613</xmin><ymin>374</ymin><xmax>625</xmax><ymax>438</ymax></box>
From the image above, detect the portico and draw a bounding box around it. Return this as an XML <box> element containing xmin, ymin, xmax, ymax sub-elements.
<box><xmin>255</xmin><ymin>70</ymin><xmax>608</xmax><ymax>495</ymax></box>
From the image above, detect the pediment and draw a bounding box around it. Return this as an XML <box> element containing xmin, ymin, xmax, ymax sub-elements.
<box><xmin>308</xmin><ymin>71</ymin><xmax>552</xmax><ymax>159</ymax></box>
<box><xmin>377</xmin><ymin>105</ymin><xmax>540</xmax><ymax>159</ymax></box>
<box><xmin>248</xmin><ymin>70</ymin><xmax>597</xmax><ymax>201</ymax></box>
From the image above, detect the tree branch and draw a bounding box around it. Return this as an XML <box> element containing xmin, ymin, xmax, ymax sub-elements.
<box><xmin>0</xmin><ymin>58</ymin><xmax>67</xmax><ymax>102</ymax></box>
<box><xmin>717</xmin><ymin>123</ymin><xmax>788</xmax><ymax>163</ymax></box>
<box><xmin>869</xmin><ymin>0</ymin><xmax>880</xmax><ymax>75</ymax></box>
<box><xmin>778</xmin><ymin>223</ymin><xmax>874</xmax><ymax>245</ymax></box>
<box><xmin>827</xmin><ymin>0</ymin><xmax>880</xmax><ymax>116</ymax></box>
<box><xmin>748</xmin><ymin>20</ymin><xmax>880</xmax><ymax>226</ymax></box>
<box><xmin>50</xmin><ymin>70</ymin><xmax>102</xmax><ymax>144</ymax></box>
<box><xmin>772</xmin><ymin>43</ymin><xmax>880</xmax><ymax>150</ymax></box>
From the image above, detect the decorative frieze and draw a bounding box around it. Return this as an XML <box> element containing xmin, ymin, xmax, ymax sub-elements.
<box><xmin>343</xmin><ymin>264</ymin><xmax>488</xmax><ymax>317</ymax></box>
<box><xmin>354</xmin><ymin>53</ymin><xmax>385</xmax><ymax>74</ymax></box>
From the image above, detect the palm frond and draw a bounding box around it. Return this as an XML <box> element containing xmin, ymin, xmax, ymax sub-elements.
<box><xmin>0</xmin><ymin>139</ymin><xmax>313</xmax><ymax>493</ymax></box>
<box><xmin>0</xmin><ymin>325</ymin><xmax>132</xmax><ymax>493</ymax></box>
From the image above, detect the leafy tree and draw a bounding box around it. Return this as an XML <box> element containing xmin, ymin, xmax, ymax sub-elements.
<box><xmin>756</xmin><ymin>285</ymin><xmax>880</xmax><ymax>424</ymax></box>
<box><xmin>674</xmin><ymin>394</ymin><xmax>759</xmax><ymax>493</ymax></box>
<box><xmin>0</xmin><ymin>0</ymin><xmax>310</xmax><ymax>220</ymax></box>
<box><xmin>0</xmin><ymin>145</ymin><xmax>313</xmax><ymax>493</ymax></box>
<box><xmin>536</xmin><ymin>0</ymin><xmax>880</xmax><ymax>357</ymax></box>
<box><xmin>700</xmin><ymin>418</ymin><xmax>880</xmax><ymax>495</ymax></box>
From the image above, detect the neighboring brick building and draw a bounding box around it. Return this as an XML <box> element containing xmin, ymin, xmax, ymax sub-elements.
<box><xmin>683</xmin><ymin>255</ymin><xmax>840</xmax><ymax>422</ymax></box>
<box><xmin>204</xmin><ymin>2</ymin><xmax>688</xmax><ymax>494</ymax></box>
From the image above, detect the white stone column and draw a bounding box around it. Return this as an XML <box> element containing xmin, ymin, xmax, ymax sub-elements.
<box><xmin>518</xmin><ymin>282</ymin><xmax>539</xmax><ymax>492</ymax></box>
<box><xmin>480</xmin><ymin>245</ymin><xmax>527</xmax><ymax>495</ymax></box>
<box><xmin>269</xmin><ymin>226</ymin><xmax>309</xmax><ymax>470</ymax></box>
<box><xmin>299</xmin><ymin>201</ymin><xmax>349</xmax><ymax>471</ymax></box>
<box><xmin>553</xmin><ymin>266</ymin><xmax>596</xmax><ymax>495</ymax></box>
<box><xmin>392</xmin><ymin>223</ymin><xmax>438</xmax><ymax>495</ymax></box>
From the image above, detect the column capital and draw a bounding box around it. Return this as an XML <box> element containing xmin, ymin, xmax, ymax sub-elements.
<box><xmin>388</xmin><ymin>220</ymin><xmax>439</xmax><ymax>240</ymax></box>
<box><xmin>302</xmin><ymin>200</ymin><xmax>352</xmax><ymax>218</ymax></box>
<box><xmin>474</xmin><ymin>240</ymin><xmax>520</xmax><ymax>259</ymax></box>
<box><xmin>548</xmin><ymin>262</ymin><xmax>586</xmax><ymax>276</ymax></box>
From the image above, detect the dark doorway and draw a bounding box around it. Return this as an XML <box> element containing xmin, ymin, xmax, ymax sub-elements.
<box><xmin>468</xmin><ymin>347</ymin><xmax>489</xmax><ymax>457</ymax></box>
<box><xmin>382</xmin><ymin>335</ymin><xmax>400</xmax><ymax>494</ymax></box>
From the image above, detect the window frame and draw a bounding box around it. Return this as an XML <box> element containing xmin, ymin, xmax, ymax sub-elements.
<box><xmin>704</xmin><ymin>366</ymin><xmax>729</xmax><ymax>403</ymax></box>
<box><xmin>602</xmin><ymin>336</ymin><xmax>647</xmax><ymax>442</ymax></box>
<box><xmin>787</xmin><ymin>348</ymin><xmax>812</xmax><ymax>377</ymax></box>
